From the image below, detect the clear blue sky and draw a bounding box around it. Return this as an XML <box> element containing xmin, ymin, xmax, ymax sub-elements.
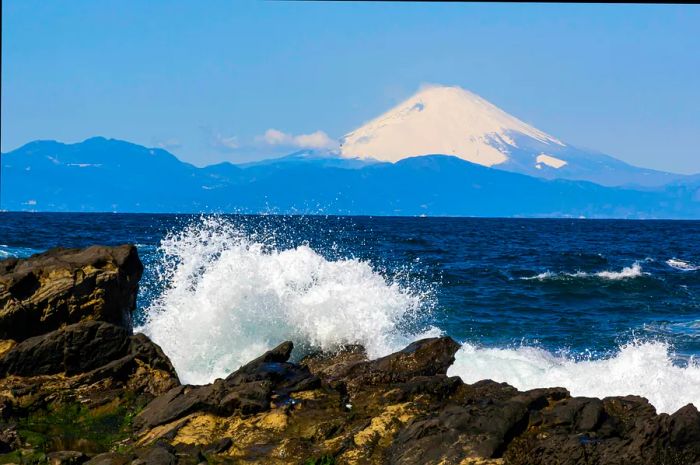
<box><xmin>2</xmin><ymin>1</ymin><xmax>699</xmax><ymax>173</ymax></box>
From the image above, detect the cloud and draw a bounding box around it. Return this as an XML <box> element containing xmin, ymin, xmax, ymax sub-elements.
<box><xmin>260</xmin><ymin>129</ymin><xmax>338</xmax><ymax>150</ymax></box>
<box><xmin>154</xmin><ymin>138</ymin><xmax>182</xmax><ymax>151</ymax></box>
<box><xmin>263</xmin><ymin>129</ymin><xmax>289</xmax><ymax>145</ymax></box>
<box><xmin>200</xmin><ymin>126</ymin><xmax>240</xmax><ymax>153</ymax></box>
<box><xmin>212</xmin><ymin>133</ymin><xmax>240</xmax><ymax>151</ymax></box>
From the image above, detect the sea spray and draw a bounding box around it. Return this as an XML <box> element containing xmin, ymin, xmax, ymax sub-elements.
<box><xmin>447</xmin><ymin>340</ymin><xmax>700</xmax><ymax>414</ymax></box>
<box><xmin>139</xmin><ymin>216</ymin><xmax>439</xmax><ymax>385</ymax></box>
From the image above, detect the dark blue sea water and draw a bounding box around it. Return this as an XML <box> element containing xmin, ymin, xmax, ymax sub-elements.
<box><xmin>2</xmin><ymin>212</ymin><xmax>700</xmax><ymax>413</ymax></box>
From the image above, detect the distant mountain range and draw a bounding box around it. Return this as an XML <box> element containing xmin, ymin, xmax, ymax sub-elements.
<box><xmin>2</xmin><ymin>137</ymin><xmax>699</xmax><ymax>218</ymax></box>
<box><xmin>1</xmin><ymin>85</ymin><xmax>698</xmax><ymax>218</ymax></box>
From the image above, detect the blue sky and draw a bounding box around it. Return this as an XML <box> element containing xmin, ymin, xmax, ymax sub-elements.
<box><xmin>2</xmin><ymin>1</ymin><xmax>699</xmax><ymax>173</ymax></box>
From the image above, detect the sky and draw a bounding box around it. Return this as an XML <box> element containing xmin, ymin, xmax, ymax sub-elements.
<box><xmin>2</xmin><ymin>1</ymin><xmax>699</xmax><ymax>174</ymax></box>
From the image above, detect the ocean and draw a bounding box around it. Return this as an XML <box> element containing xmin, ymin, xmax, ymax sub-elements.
<box><xmin>1</xmin><ymin>212</ymin><xmax>699</xmax><ymax>414</ymax></box>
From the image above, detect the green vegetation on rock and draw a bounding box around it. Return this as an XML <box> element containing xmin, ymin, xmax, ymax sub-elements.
<box><xmin>304</xmin><ymin>455</ymin><xmax>336</xmax><ymax>465</ymax></box>
<box><xmin>16</xmin><ymin>399</ymin><xmax>141</xmax><ymax>454</ymax></box>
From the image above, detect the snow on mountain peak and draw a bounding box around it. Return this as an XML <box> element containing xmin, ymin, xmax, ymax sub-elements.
<box><xmin>340</xmin><ymin>85</ymin><xmax>564</xmax><ymax>166</ymax></box>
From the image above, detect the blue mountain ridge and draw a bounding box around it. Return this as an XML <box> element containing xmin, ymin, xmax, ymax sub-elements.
<box><xmin>1</xmin><ymin>137</ymin><xmax>699</xmax><ymax>218</ymax></box>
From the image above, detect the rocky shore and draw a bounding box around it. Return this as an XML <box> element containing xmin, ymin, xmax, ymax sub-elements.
<box><xmin>1</xmin><ymin>246</ymin><xmax>699</xmax><ymax>465</ymax></box>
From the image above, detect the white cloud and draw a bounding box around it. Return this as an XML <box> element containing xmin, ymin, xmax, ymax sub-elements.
<box><xmin>154</xmin><ymin>138</ymin><xmax>182</xmax><ymax>151</ymax></box>
<box><xmin>260</xmin><ymin>129</ymin><xmax>338</xmax><ymax>150</ymax></box>
<box><xmin>263</xmin><ymin>129</ymin><xmax>289</xmax><ymax>145</ymax></box>
<box><xmin>199</xmin><ymin>126</ymin><xmax>240</xmax><ymax>153</ymax></box>
<box><xmin>213</xmin><ymin>134</ymin><xmax>239</xmax><ymax>151</ymax></box>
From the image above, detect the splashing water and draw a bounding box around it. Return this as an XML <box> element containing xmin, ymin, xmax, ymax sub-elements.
<box><xmin>139</xmin><ymin>217</ymin><xmax>439</xmax><ymax>385</ymax></box>
<box><xmin>448</xmin><ymin>340</ymin><xmax>700</xmax><ymax>414</ymax></box>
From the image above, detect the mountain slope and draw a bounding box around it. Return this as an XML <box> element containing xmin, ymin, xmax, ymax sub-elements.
<box><xmin>340</xmin><ymin>85</ymin><xmax>685</xmax><ymax>188</ymax></box>
<box><xmin>2</xmin><ymin>138</ymin><xmax>699</xmax><ymax>218</ymax></box>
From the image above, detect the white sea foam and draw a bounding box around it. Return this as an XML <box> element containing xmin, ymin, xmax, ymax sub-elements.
<box><xmin>523</xmin><ymin>261</ymin><xmax>647</xmax><ymax>281</ymax></box>
<box><xmin>447</xmin><ymin>340</ymin><xmax>700</xmax><ymax>414</ymax></box>
<box><xmin>139</xmin><ymin>217</ymin><xmax>439</xmax><ymax>385</ymax></box>
<box><xmin>595</xmin><ymin>262</ymin><xmax>647</xmax><ymax>279</ymax></box>
<box><xmin>666</xmin><ymin>258</ymin><xmax>700</xmax><ymax>271</ymax></box>
<box><xmin>0</xmin><ymin>245</ymin><xmax>39</xmax><ymax>259</ymax></box>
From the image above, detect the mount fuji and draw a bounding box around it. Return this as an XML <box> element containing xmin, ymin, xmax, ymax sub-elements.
<box><xmin>340</xmin><ymin>85</ymin><xmax>683</xmax><ymax>188</ymax></box>
<box><xmin>2</xmin><ymin>86</ymin><xmax>699</xmax><ymax>217</ymax></box>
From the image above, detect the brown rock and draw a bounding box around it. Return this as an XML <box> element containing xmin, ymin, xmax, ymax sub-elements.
<box><xmin>47</xmin><ymin>451</ymin><xmax>89</xmax><ymax>465</ymax></box>
<box><xmin>0</xmin><ymin>339</ymin><xmax>16</xmax><ymax>358</ymax></box>
<box><xmin>0</xmin><ymin>244</ymin><xmax>143</xmax><ymax>341</ymax></box>
<box><xmin>134</xmin><ymin>444</ymin><xmax>178</xmax><ymax>465</ymax></box>
<box><xmin>0</xmin><ymin>320</ymin><xmax>179</xmax><ymax>415</ymax></box>
<box><xmin>0</xmin><ymin>426</ymin><xmax>20</xmax><ymax>453</ymax></box>
<box><xmin>85</xmin><ymin>452</ymin><xmax>133</xmax><ymax>465</ymax></box>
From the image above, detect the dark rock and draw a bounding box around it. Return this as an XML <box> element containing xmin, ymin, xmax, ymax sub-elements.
<box><xmin>47</xmin><ymin>451</ymin><xmax>89</xmax><ymax>465</ymax></box>
<box><xmin>244</xmin><ymin>340</ymin><xmax>294</xmax><ymax>364</ymax></box>
<box><xmin>503</xmin><ymin>395</ymin><xmax>700</xmax><ymax>465</ymax></box>
<box><xmin>0</xmin><ymin>426</ymin><xmax>20</xmax><ymax>453</ymax></box>
<box><xmin>0</xmin><ymin>245</ymin><xmax>143</xmax><ymax>341</ymax></box>
<box><xmin>669</xmin><ymin>403</ymin><xmax>700</xmax><ymax>449</ymax></box>
<box><xmin>300</xmin><ymin>345</ymin><xmax>368</xmax><ymax>392</ymax></box>
<box><xmin>219</xmin><ymin>379</ymin><xmax>273</xmax><ymax>414</ymax></box>
<box><xmin>0</xmin><ymin>320</ymin><xmax>179</xmax><ymax>389</ymax></box>
<box><xmin>204</xmin><ymin>437</ymin><xmax>233</xmax><ymax>454</ymax></box>
<box><xmin>135</xmin><ymin>341</ymin><xmax>318</xmax><ymax>430</ymax></box>
<box><xmin>85</xmin><ymin>452</ymin><xmax>133</xmax><ymax>465</ymax></box>
<box><xmin>382</xmin><ymin>375</ymin><xmax>462</xmax><ymax>403</ymax></box>
<box><xmin>314</xmin><ymin>336</ymin><xmax>461</xmax><ymax>395</ymax></box>
<box><xmin>0</xmin><ymin>397</ymin><xmax>14</xmax><ymax>421</ymax></box>
<box><xmin>371</xmin><ymin>337</ymin><xmax>461</xmax><ymax>378</ymax></box>
<box><xmin>80</xmin><ymin>331</ymin><xmax>180</xmax><ymax>393</ymax></box>
<box><xmin>0</xmin><ymin>320</ymin><xmax>130</xmax><ymax>377</ymax></box>
<box><xmin>0</xmin><ymin>320</ymin><xmax>179</xmax><ymax>421</ymax></box>
<box><xmin>225</xmin><ymin>341</ymin><xmax>319</xmax><ymax>396</ymax></box>
<box><xmin>135</xmin><ymin>444</ymin><xmax>177</xmax><ymax>465</ymax></box>
<box><xmin>389</xmin><ymin>383</ymin><xmax>566</xmax><ymax>464</ymax></box>
<box><xmin>133</xmin><ymin>383</ymin><xmax>226</xmax><ymax>431</ymax></box>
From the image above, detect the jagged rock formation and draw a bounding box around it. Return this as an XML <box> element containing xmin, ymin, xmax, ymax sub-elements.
<box><xmin>0</xmin><ymin>246</ymin><xmax>176</xmax><ymax>459</ymax></box>
<box><xmin>1</xmin><ymin>245</ymin><xmax>700</xmax><ymax>464</ymax></box>
<box><xmin>0</xmin><ymin>245</ymin><xmax>143</xmax><ymax>341</ymax></box>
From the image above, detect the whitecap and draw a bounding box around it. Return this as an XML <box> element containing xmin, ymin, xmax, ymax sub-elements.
<box><xmin>666</xmin><ymin>258</ymin><xmax>700</xmax><ymax>272</ymax></box>
<box><xmin>522</xmin><ymin>261</ymin><xmax>647</xmax><ymax>281</ymax></box>
<box><xmin>594</xmin><ymin>262</ymin><xmax>646</xmax><ymax>280</ymax></box>
<box><xmin>448</xmin><ymin>340</ymin><xmax>700</xmax><ymax>414</ymax></box>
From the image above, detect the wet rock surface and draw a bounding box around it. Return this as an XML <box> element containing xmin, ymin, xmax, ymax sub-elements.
<box><xmin>1</xmin><ymin>245</ymin><xmax>700</xmax><ymax>464</ymax></box>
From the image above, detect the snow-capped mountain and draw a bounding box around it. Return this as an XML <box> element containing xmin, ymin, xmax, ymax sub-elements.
<box><xmin>340</xmin><ymin>85</ymin><xmax>684</xmax><ymax>187</ymax></box>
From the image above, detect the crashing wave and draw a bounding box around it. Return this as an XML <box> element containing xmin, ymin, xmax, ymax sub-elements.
<box><xmin>139</xmin><ymin>216</ymin><xmax>438</xmax><ymax>385</ymax></box>
<box><xmin>447</xmin><ymin>340</ymin><xmax>700</xmax><ymax>414</ymax></box>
